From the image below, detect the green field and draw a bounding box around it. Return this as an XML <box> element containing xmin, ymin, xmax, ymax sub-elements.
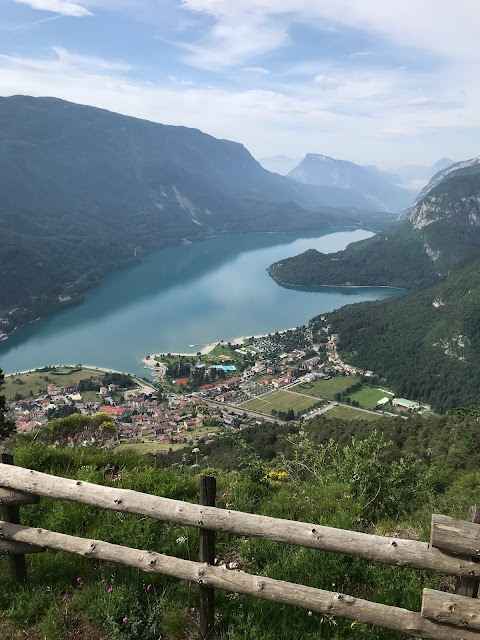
<box><xmin>323</xmin><ymin>405</ymin><xmax>382</xmax><ymax>421</ymax></box>
<box><xmin>240</xmin><ymin>390</ymin><xmax>318</xmax><ymax>415</ymax></box>
<box><xmin>156</xmin><ymin>342</ymin><xmax>244</xmax><ymax>366</ymax></box>
<box><xmin>349</xmin><ymin>387</ymin><xmax>392</xmax><ymax>410</ymax></box>
<box><xmin>296</xmin><ymin>376</ymin><xmax>360</xmax><ymax>400</ymax></box>
<box><xmin>3</xmin><ymin>367</ymin><xmax>104</xmax><ymax>400</ymax></box>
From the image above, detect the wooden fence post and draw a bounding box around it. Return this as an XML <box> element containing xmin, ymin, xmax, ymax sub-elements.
<box><xmin>0</xmin><ymin>453</ymin><xmax>27</xmax><ymax>582</ymax></box>
<box><xmin>455</xmin><ymin>506</ymin><xmax>480</xmax><ymax>598</ymax></box>
<box><xmin>199</xmin><ymin>475</ymin><xmax>216</xmax><ymax>639</ymax></box>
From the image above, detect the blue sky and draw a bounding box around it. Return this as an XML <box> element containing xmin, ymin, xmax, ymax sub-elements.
<box><xmin>1</xmin><ymin>0</ymin><xmax>479</xmax><ymax>168</ymax></box>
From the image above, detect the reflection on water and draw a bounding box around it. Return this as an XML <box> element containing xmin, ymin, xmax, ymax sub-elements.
<box><xmin>0</xmin><ymin>229</ymin><xmax>404</xmax><ymax>375</ymax></box>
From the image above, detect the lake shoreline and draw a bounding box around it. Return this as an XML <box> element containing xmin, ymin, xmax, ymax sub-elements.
<box><xmin>142</xmin><ymin>327</ymin><xmax>299</xmax><ymax>369</ymax></box>
<box><xmin>0</xmin><ymin>229</ymin><xmax>400</xmax><ymax>376</ymax></box>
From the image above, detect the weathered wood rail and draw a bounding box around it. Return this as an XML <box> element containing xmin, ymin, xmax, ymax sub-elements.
<box><xmin>0</xmin><ymin>460</ymin><xmax>479</xmax><ymax>639</ymax></box>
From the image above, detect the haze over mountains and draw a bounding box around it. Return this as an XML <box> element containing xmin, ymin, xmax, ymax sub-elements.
<box><xmin>0</xmin><ymin>95</ymin><xmax>395</xmax><ymax>336</ymax></box>
<box><xmin>269</xmin><ymin>155</ymin><xmax>480</xmax><ymax>290</ymax></box>
<box><xmin>287</xmin><ymin>153</ymin><xmax>414</xmax><ymax>213</ymax></box>
<box><xmin>270</xmin><ymin>154</ymin><xmax>480</xmax><ymax>410</ymax></box>
<box><xmin>258</xmin><ymin>155</ymin><xmax>302</xmax><ymax>175</ymax></box>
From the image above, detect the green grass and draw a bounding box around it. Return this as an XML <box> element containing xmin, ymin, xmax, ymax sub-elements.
<box><xmin>296</xmin><ymin>376</ymin><xmax>360</xmax><ymax>400</ymax></box>
<box><xmin>349</xmin><ymin>387</ymin><xmax>392</xmax><ymax>410</ymax></box>
<box><xmin>240</xmin><ymin>390</ymin><xmax>318</xmax><ymax>415</ymax></box>
<box><xmin>0</xmin><ymin>441</ymin><xmax>445</xmax><ymax>640</ymax></box>
<box><xmin>323</xmin><ymin>405</ymin><xmax>382</xmax><ymax>421</ymax></box>
<box><xmin>3</xmin><ymin>368</ymin><xmax>103</xmax><ymax>400</ymax></box>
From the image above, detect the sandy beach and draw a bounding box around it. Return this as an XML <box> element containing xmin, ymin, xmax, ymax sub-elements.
<box><xmin>143</xmin><ymin>327</ymin><xmax>299</xmax><ymax>367</ymax></box>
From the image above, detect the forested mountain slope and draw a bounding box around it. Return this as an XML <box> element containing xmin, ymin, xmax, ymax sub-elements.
<box><xmin>325</xmin><ymin>252</ymin><xmax>480</xmax><ymax>411</ymax></box>
<box><xmin>268</xmin><ymin>170</ymin><xmax>480</xmax><ymax>289</ymax></box>
<box><xmin>0</xmin><ymin>96</ymin><xmax>391</xmax><ymax>334</ymax></box>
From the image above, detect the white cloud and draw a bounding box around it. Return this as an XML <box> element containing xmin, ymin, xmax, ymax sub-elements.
<box><xmin>12</xmin><ymin>0</ymin><xmax>92</xmax><ymax>17</ymax></box>
<box><xmin>242</xmin><ymin>67</ymin><xmax>270</xmax><ymax>75</ymax></box>
<box><xmin>314</xmin><ymin>74</ymin><xmax>341</xmax><ymax>91</ymax></box>
<box><xmin>0</xmin><ymin>47</ymin><xmax>479</xmax><ymax>166</ymax></box>
<box><xmin>179</xmin><ymin>0</ymin><xmax>480</xmax><ymax>67</ymax></box>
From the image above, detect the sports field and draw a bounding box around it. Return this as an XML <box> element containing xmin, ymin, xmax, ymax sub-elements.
<box><xmin>348</xmin><ymin>387</ymin><xmax>392</xmax><ymax>410</ymax></box>
<box><xmin>296</xmin><ymin>376</ymin><xmax>359</xmax><ymax>400</ymax></box>
<box><xmin>240</xmin><ymin>390</ymin><xmax>318</xmax><ymax>415</ymax></box>
<box><xmin>323</xmin><ymin>405</ymin><xmax>382</xmax><ymax>421</ymax></box>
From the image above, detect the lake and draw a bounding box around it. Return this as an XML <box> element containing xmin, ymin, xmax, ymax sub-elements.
<box><xmin>0</xmin><ymin>229</ymin><xmax>404</xmax><ymax>376</ymax></box>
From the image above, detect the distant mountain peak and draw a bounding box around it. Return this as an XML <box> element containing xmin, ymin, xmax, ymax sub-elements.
<box><xmin>288</xmin><ymin>153</ymin><xmax>414</xmax><ymax>212</ymax></box>
<box><xmin>415</xmin><ymin>155</ymin><xmax>480</xmax><ymax>202</ymax></box>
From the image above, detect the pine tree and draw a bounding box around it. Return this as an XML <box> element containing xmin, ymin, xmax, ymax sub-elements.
<box><xmin>0</xmin><ymin>368</ymin><xmax>15</xmax><ymax>442</ymax></box>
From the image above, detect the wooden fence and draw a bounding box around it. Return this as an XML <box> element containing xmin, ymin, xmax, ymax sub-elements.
<box><xmin>0</xmin><ymin>456</ymin><xmax>479</xmax><ymax>639</ymax></box>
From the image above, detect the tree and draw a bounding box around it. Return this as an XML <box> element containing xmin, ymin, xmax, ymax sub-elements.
<box><xmin>0</xmin><ymin>368</ymin><xmax>15</xmax><ymax>442</ymax></box>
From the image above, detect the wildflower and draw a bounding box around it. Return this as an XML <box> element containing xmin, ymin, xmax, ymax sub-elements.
<box><xmin>176</xmin><ymin>536</ymin><xmax>187</xmax><ymax>544</ymax></box>
<box><xmin>307</xmin><ymin>611</ymin><xmax>313</xmax><ymax>616</ymax></box>
<box><xmin>146</xmin><ymin>584</ymin><xmax>152</xmax><ymax>591</ymax></box>
<box><xmin>122</xmin><ymin>617</ymin><xmax>128</xmax><ymax>624</ymax></box>
<box><xmin>100</xmin><ymin>579</ymin><xmax>105</xmax><ymax>584</ymax></box>
<box><xmin>107</xmin><ymin>587</ymin><xmax>113</xmax><ymax>593</ymax></box>
<box><xmin>76</xmin><ymin>577</ymin><xmax>82</xmax><ymax>583</ymax></box>
<box><xmin>350</xmin><ymin>621</ymin><xmax>357</xmax><ymax>629</ymax></box>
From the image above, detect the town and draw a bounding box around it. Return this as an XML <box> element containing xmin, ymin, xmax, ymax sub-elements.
<box><xmin>4</xmin><ymin>320</ymin><xmax>427</xmax><ymax>454</ymax></box>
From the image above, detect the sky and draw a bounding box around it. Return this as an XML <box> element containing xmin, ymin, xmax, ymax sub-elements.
<box><xmin>1</xmin><ymin>0</ymin><xmax>480</xmax><ymax>168</ymax></box>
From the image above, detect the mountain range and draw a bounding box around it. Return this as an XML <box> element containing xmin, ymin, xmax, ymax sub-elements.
<box><xmin>268</xmin><ymin>155</ymin><xmax>480</xmax><ymax>289</ymax></box>
<box><xmin>0</xmin><ymin>95</ymin><xmax>398</xmax><ymax>336</ymax></box>
<box><xmin>395</xmin><ymin>158</ymin><xmax>455</xmax><ymax>191</ymax></box>
<box><xmin>287</xmin><ymin>153</ymin><xmax>414</xmax><ymax>213</ymax></box>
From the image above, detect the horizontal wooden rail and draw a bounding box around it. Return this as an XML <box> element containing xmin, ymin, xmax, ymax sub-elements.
<box><xmin>422</xmin><ymin>589</ymin><xmax>480</xmax><ymax>630</ymax></box>
<box><xmin>0</xmin><ymin>488</ymin><xmax>39</xmax><ymax>507</ymax></box>
<box><xmin>432</xmin><ymin>515</ymin><xmax>480</xmax><ymax>557</ymax></box>
<box><xmin>1</xmin><ymin>521</ymin><xmax>479</xmax><ymax>640</ymax></box>
<box><xmin>0</xmin><ymin>463</ymin><xmax>477</xmax><ymax>577</ymax></box>
<box><xmin>0</xmin><ymin>540</ymin><xmax>45</xmax><ymax>555</ymax></box>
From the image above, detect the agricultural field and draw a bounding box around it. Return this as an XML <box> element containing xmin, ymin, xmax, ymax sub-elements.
<box><xmin>323</xmin><ymin>405</ymin><xmax>382</xmax><ymax>421</ymax></box>
<box><xmin>240</xmin><ymin>390</ymin><xmax>318</xmax><ymax>416</ymax></box>
<box><xmin>3</xmin><ymin>367</ymin><xmax>102</xmax><ymax>400</ymax></box>
<box><xmin>296</xmin><ymin>375</ymin><xmax>360</xmax><ymax>400</ymax></box>
<box><xmin>348</xmin><ymin>387</ymin><xmax>393</xmax><ymax>410</ymax></box>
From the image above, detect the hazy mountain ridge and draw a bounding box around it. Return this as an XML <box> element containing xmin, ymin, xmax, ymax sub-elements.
<box><xmin>415</xmin><ymin>155</ymin><xmax>480</xmax><ymax>202</ymax></box>
<box><xmin>288</xmin><ymin>153</ymin><xmax>414</xmax><ymax>212</ymax></box>
<box><xmin>0</xmin><ymin>95</ymin><xmax>393</xmax><ymax>335</ymax></box>
<box><xmin>257</xmin><ymin>155</ymin><xmax>301</xmax><ymax>175</ymax></box>
<box><xmin>394</xmin><ymin>158</ymin><xmax>455</xmax><ymax>191</ymax></box>
<box><xmin>268</xmin><ymin>169</ymin><xmax>480</xmax><ymax>289</ymax></box>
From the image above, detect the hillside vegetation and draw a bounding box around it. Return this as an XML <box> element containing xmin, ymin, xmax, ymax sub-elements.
<box><xmin>324</xmin><ymin>252</ymin><xmax>480</xmax><ymax>412</ymax></box>
<box><xmin>1</xmin><ymin>407</ymin><xmax>480</xmax><ymax>639</ymax></box>
<box><xmin>0</xmin><ymin>96</ymin><xmax>392</xmax><ymax>336</ymax></box>
<box><xmin>268</xmin><ymin>171</ymin><xmax>480</xmax><ymax>289</ymax></box>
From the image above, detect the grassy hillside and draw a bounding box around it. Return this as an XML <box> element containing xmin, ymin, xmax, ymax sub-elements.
<box><xmin>1</xmin><ymin>411</ymin><xmax>479</xmax><ymax>639</ymax></box>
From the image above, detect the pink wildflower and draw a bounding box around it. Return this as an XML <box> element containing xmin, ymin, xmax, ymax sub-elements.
<box><xmin>146</xmin><ymin>584</ymin><xmax>152</xmax><ymax>591</ymax></box>
<box><xmin>107</xmin><ymin>587</ymin><xmax>113</xmax><ymax>593</ymax></box>
<box><xmin>122</xmin><ymin>617</ymin><xmax>128</xmax><ymax>624</ymax></box>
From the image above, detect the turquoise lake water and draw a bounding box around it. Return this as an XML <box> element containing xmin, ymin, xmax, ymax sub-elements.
<box><xmin>0</xmin><ymin>229</ymin><xmax>404</xmax><ymax>376</ymax></box>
